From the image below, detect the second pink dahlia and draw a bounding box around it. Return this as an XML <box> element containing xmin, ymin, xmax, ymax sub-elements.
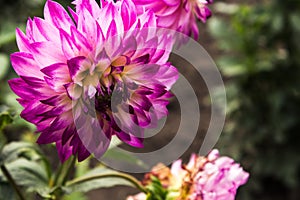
<box><xmin>132</xmin><ymin>0</ymin><xmax>213</xmax><ymax>40</ymax></box>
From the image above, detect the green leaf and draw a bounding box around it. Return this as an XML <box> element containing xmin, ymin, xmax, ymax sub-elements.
<box><xmin>63</xmin><ymin>192</ymin><xmax>87</xmax><ymax>200</ymax></box>
<box><xmin>0</xmin><ymin>54</ymin><xmax>9</xmax><ymax>80</ymax></box>
<box><xmin>1</xmin><ymin>159</ymin><xmax>49</xmax><ymax>192</ymax></box>
<box><xmin>0</xmin><ymin>182</ymin><xmax>15</xmax><ymax>200</ymax></box>
<box><xmin>65</xmin><ymin>167</ymin><xmax>135</xmax><ymax>193</ymax></box>
<box><xmin>108</xmin><ymin>136</ymin><xmax>123</xmax><ymax>149</ymax></box>
<box><xmin>75</xmin><ymin>159</ymin><xmax>90</xmax><ymax>178</ymax></box>
<box><xmin>0</xmin><ymin>106</ymin><xmax>14</xmax><ymax>131</ymax></box>
<box><xmin>0</xmin><ymin>142</ymin><xmax>41</xmax><ymax>165</ymax></box>
<box><xmin>0</xmin><ymin>32</ymin><xmax>16</xmax><ymax>47</ymax></box>
<box><xmin>217</xmin><ymin>57</ymin><xmax>247</xmax><ymax>76</ymax></box>
<box><xmin>145</xmin><ymin>176</ymin><xmax>167</xmax><ymax>200</ymax></box>
<box><xmin>103</xmin><ymin>147</ymin><xmax>147</xmax><ymax>169</ymax></box>
<box><xmin>213</xmin><ymin>2</ymin><xmax>239</xmax><ymax>14</ymax></box>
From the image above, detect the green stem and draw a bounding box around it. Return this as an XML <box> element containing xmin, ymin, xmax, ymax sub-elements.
<box><xmin>66</xmin><ymin>172</ymin><xmax>147</xmax><ymax>193</ymax></box>
<box><xmin>60</xmin><ymin>156</ymin><xmax>76</xmax><ymax>186</ymax></box>
<box><xmin>0</xmin><ymin>164</ymin><xmax>26</xmax><ymax>200</ymax></box>
<box><xmin>52</xmin><ymin>156</ymin><xmax>76</xmax><ymax>187</ymax></box>
<box><xmin>51</xmin><ymin>163</ymin><xmax>63</xmax><ymax>187</ymax></box>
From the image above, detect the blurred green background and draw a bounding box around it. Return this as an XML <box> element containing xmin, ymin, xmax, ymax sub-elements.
<box><xmin>0</xmin><ymin>0</ymin><xmax>300</xmax><ymax>199</ymax></box>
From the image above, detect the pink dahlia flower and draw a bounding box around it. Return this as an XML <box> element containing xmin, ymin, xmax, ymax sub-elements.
<box><xmin>128</xmin><ymin>149</ymin><xmax>249</xmax><ymax>200</ymax></box>
<box><xmin>185</xmin><ymin>150</ymin><xmax>249</xmax><ymax>200</ymax></box>
<box><xmin>132</xmin><ymin>0</ymin><xmax>213</xmax><ymax>39</ymax></box>
<box><xmin>9</xmin><ymin>0</ymin><xmax>178</xmax><ymax>162</ymax></box>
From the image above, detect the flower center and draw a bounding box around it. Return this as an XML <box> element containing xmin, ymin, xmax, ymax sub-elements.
<box><xmin>95</xmin><ymin>55</ymin><xmax>130</xmax><ymax>114</ymax></box>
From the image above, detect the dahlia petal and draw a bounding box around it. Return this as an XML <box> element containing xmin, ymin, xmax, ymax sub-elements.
<box><xmin>62</xmin><ymin>126</ymin><xmax>76</xmax><ymax>145</ymax></box>
<box><xmin>99</xmin><ymin>0</ymin><xmax>109</xmax><ymax>8</ymax></box>
<box><xmin>105</xmin><ymin>20</ymin><xmax>123</xmax><ymax>57</ymax></box>
<box><xmin>106</xmin><ymin>19</ymin><xmax>118</xmax><ymax>39</ymax></box>
<box><xmin>133</xmin><ymin>0</ymin><xmax>213</xmax><ymax>40</ymax></box>
<box><xmin>191</xmin><ymin>20</ymin><xmax>199</xmax><ymax>40</ymax></box>
<box><xmin>157</xmin><ymin>15</ymin><xmax>177</xmax><ymax>28</ymax></box>
<box><xmin>16</xmin><ymin>28</ymin><xmax>32</xmax><ymax>53</ymax></box>
<box><xmin>133</xmin><ymin>106</ymin><xmax>151</xmax><ymax>127</ymax></box>
<box><xmin>20</xmin><ymin>76</ymin><xmax>45</xmax><ymax>88</ymax></box>
<box><xmin>8</xmin><ymin>78</ymin><xmax>44</xmax><ymax>100</ymax></box>
<box><xmin>10</xmin><ymin>52</ymin><xmax>43</xmax><ymax>78</ymax></box>
<box><xmin>73</xmin><ymin>0</ymin><xmax>101</xmax><ymax>18</ymax></box>
<box><xmin>76</xmin><ymin>117</ymin><xmax>111</xmax><ymax>158</ymax></box>
<box><xmin>163</xmin><ymin>0</ymin><xmax>180</xmax><ymax>6</ymax></box>
<box><xmin>56</xmin><ymin>140</ymin><xmax>73</xmax><ymax>162</ymax></box>
<box><xmin>21</xmin><ymin>101</ymin><xmax>52</xmax><ymax>123</ymax></box>
<box><xmin>67</xmin><ymin>56</ymin><xmax>87</xmax><ymax>80</ymax></box>
<box><xmin>125</xmin><ymin>63</ymin><xmax>160</xmax><ymax>82</ymax></box>
<box><xmin>40</xmin><ymin>95</ymin><xmax>61</xmax><ymax>106</ymax></box>
<box><xmin>64</xmin><ymin>82</ymin><xmax>82</xmax><ymax>100</ymax></box>
<box><xmin>36</xmin><ymin>106</ymin><xmax>64</xmax><ymax>120</ymax></box>
<box><xmin>41</xmin><ymin>63</ymin><xmax>70</xmax><ymax>84</ymax></box>
<box><xmin>77</xmin><ymin>141</ymin><xmax>91</xmax><ymax>161</ymax></box>
<box><xmin>132</xmin><ymin>54</ymin><xmax>150</xmax><ymax>64</ymax></box>
<box><xmin>44</xmin><ymin>0</ymin><xmax>75</xmax><ymax>32</ymax></box>
<box><xmin>195</xmin><ymin>6</ymin><xmax>212</xmax><ymax>23</ymax></box>
<box><xmin>117</xmin><ymin>131</ymin><xmax>144</xmax><ymax>148</ymax></box>
<box><xmin>31</xmin><ymin>41</ymin><xmax>66</xmax><ymax>66</ymax></box>
<box><xmin>70</xmin><ymin>26</ymin><xmax>93</xmax><ymax>54</ymax></box>
<box><xmin>77</xmin><ymin>6</ymin><xmax>99</xmax><ymax>46</ymax></box>
<box><xmin>138</xmin><ymin>10</ymin><xmax>157</xmax><ymax>28</ymax></box>
<box><xmin>122</xmin><ymin>35</ymin><xmax>137</xmax><ymax>57</ymax></box>
<box><xmin>114</xmin><ymin>105</ymin><xmax>144</xmax><ymax>138</ymax></box>
<box><xmin>131</xmin><ymin>94</ymin><xmax>153</xmax><ymax>111</ymax></box>
<box><xmin>156</xmin><ymin>64</ymin><xmax>178</xmax><ymax>89</ymax></box>
<box><xmin>32</xmin><ymin>17</ymin><xmax>59</xmax><ymax>43</ymax></box>
<box><xmin>37</xmin><ymin>129</ymin><xmax>62</xmax><ymax>144</ymax></box>
<box><xmin>121</xmin><ymin>0</ymin><xmax>137</xmax><ymax>31</ymax></box>
<box><xmin>151</xmin><ymin>100</ymin><xmax>169</xmax><ymax>119</ymax></box>
<box><xmin>25</xmin><ymin>18</ymin><xmax>33</xmax><ymax>41</ymax></box>
<box><xmin>60</xmin><ymin>29</ymin><xmax>80</xmax><ymax>59</ymax></box>
<box><xmin>68</xmin><ymin>6</ymin><xmax>78</xmax><ymax>23</ymax></box>
<box><xmin>98</xmin><ymin>2</ymin><xmax>123</xmax><ymax>35</ymax></box>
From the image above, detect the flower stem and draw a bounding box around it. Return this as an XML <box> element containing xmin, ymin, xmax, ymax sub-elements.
<box><xmin>66</xmin><ymin>172</ymin><xmax>147</xmax><ymax>193</ymax></box>
<box><xmin>60</xmin><ymin>156</ymin><xmax>76</xmax><ymax>186</ymax></box>
<box><xmin>52</xmin><ymin>156</ymin><xmax>76</xmax><ymax>187</ymax></box>
<box><xmin>0</xmin><ymin>164</ymin><xmax>26</xmax><ymax>200</ymax></box>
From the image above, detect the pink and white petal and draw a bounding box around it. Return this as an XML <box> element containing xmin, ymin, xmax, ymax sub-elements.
<box><xmin>41</xmin><ymin>63</ymin><xmax>71</xmax><ymax>83</ymax></box>
<box><xmin>121</xmin><ymin>0</ymin><xmax>138</xmax><ymax>31</ymax></box>
<box><xmin>163</xmin><ymin>0</ymin><xmax>180</xmax><ymax>6</ymax></box>
<box><xmin>77</xmin><ymin>7</ymin><xmax>99</xmax><ymax>46</ymax></box>
<box><xmin>30</xmin><ymin>41</ymin><xmax>66</xmax><ymax>66</ymax></box>
<box><xmin>105</xmin><ymin>20</ymin><xmax>124</xmax><ymax>58</ymax></box>
<box><xmin>25</xmin><ymin>18</ymin><xmax>33</xmax><ymax>41</ymax></box>
<box><xmin>156</xmin><ymin>64</ymin><xmax>178</xmax><ymax>89</ymax></box>
<box><xmin>64</xmin><ymin>82</ymin><xmax>83</xmax><ymax>100</ymax></box>
<box><xmin>73</xmin><ymin>0</ymin><xmax>101</xmax><ymax>18</ymax></box>
<box><xmin>44</xmin><ymin>0</ymin><xmax>75</xmax><ymax>32</ymax></box>
<box><xmin>21</xmin><ymin>100</ymin><xmax>54</xmax><ymax>123</ymax></box>
<box><xmin>67</xmin><ymin>56</ymin><xmax>89</xmax><ymax>81</ymax></box>
<box><xmin>43</xmin><ymin>66</ymin><xmax>71</xmax><ymax>92</ymax></box>
<box><xmin>8</xmin><ymin>78</ymin><xmax>47</xmax><ymax>100</ymax></box>
<box><xmin>16</xmin><ymin>28</ymin><xmax>32</xmax><ymax>53</ymax></box>
<box><xmin>32</xmin><ymin>17</ymin><xmax>60</xmax><ymax>43</ymax></box>
<box><xmin>10</xmin><ymin>52</ymin><xmax>44</xmax><ymax>78</ymax></box>
<box><xmin>60</xmin><ymin>29</ymin><xmax>81</xmax><ymax>59</ymax></box>
<box><xmin>68</xmin><ymin>8</ymin><xmax>78</xmax><ymax>25</ymax></box>
<box><xmin>70</xmin><ymin>26</ymin><xmax>93</xmax><ymax>55</ymax></box>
